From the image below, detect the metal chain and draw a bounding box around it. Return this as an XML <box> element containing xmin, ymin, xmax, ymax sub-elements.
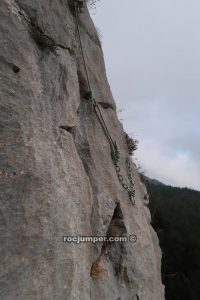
<box><xmin>112</xmin><ymin>150</ymin><xmax>136</xmax><ymax>205</ymax></box>
<box><xmin>73</xmin><ymin>0</ymin><xmax>135</xmax><ymax>205</ymax></box>
<box><xmin>126</xmin><ymin>158</ymin><xmax>136</xmax><ymax>205</ymax></box>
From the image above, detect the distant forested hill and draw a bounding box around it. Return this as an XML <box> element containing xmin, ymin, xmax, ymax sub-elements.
<box><xmin>145</xmin><ymin>178</ymin><xmax>200</xmax><ymax>300</ymax></box>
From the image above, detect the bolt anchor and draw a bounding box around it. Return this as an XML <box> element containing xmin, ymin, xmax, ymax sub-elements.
<box><xmin>129</xmin><ymin>191</ymin><xmax>135</xmax><ymax>206</ymax></box>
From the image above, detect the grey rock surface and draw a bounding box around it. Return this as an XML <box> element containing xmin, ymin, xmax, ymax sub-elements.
<box><xmin>0</xmin><ymin>1</ymin><xmax>165</xmax><ymax>299</ymax></box>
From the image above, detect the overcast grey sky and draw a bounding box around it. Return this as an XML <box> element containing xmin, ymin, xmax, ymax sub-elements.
<box><xmin>91</xmin><ymin>0</ymin><xmax>200</xmax><ymax>191</ymax></box>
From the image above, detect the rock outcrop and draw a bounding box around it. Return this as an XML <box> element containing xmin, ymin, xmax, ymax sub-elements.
<box><xmin>0</xmin><ymin>1</ymin><xmax>165</xmax><ymax>299</ymax></box>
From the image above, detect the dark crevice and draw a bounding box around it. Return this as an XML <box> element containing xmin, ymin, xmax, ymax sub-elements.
<box><xmin>74</xmin><ymin>137</ymin><xmax>92</xmax><ymax>176</ymax></box>
<box><xmin>98</xmin><ymin>101</ymin><xmax>114</xmax><ymax>110</ymax></box>
<box><xmin>12</xmin><ymin>65</ymin><xmax>20</xmax><ymax>73</ymax></box>
<box><xmin>59</xmin><ymin>125</ymin><xmax>75</xmax><ymax>134</ymax></box>
<box><xmin>19</xmin><ymin>11</ymin><xmax>72</xmax><ymax>56</ymax></box>
<box><xmin>68</xmin><ymin>0</ymin><xmax>87</xmax><ymax>16</ymax></box>
<box><xmin>77</xmin><ymin>70</ymin><xmax>91</xmax><ymax>100</ymax></box>
<box><xmin>0</xmin><ymin>56</ymin><xmax>20</xmax><ymax>73</ymax></box>
<box><xmin>90</xmin><ymin>203</ymin><xmax>128</xmax><ymax>281</ymax></box>
<box><xmin>73</xmin><ymin>95</ymin><xmax>97</xmax><ymax>178</ymax></box>
<box><xmin>105</xmin><ymin>204</ymin><xmax>127</xmax><ymax>278</ymax></box>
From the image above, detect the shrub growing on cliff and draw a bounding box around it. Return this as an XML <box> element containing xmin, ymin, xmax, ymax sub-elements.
<box><xmin>125</xmin><ymin>132</ymin><xmax>138</xmax><ymax>156</ymax></box>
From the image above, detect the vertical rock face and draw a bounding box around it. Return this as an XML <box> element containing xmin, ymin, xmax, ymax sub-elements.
<box><xmin>0</xmin><ymin>1</ymin><xmax>165</xmax><ymax>299</ymax></box>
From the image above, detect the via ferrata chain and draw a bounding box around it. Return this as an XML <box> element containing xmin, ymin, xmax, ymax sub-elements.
<box><xmin>111</xmin><ymin>148</ymin><xmax>135</xmax><ymax>205</ymax></box>
<box><xmin>73</xmin><ymin>0</ymin><xmax>136</xmax><ymax>205</ymax></box>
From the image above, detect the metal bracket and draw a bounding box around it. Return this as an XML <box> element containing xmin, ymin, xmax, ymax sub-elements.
<box><xmin>129</xmin><ymin>191</ymin><xmax>135</xmax><ymax>206</ymax></box>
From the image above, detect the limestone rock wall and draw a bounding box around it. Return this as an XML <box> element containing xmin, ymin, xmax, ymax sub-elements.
<box><xmin>0</xmin><ymin>1</ymin><xmax>165</xmax><ymax>299</ymax></box>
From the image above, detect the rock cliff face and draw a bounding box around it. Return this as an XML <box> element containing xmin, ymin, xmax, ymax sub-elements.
<box><xmin>0</xmin><ymin>1</ymin><xmax>165</xmax><ymax>299</ymax></box>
